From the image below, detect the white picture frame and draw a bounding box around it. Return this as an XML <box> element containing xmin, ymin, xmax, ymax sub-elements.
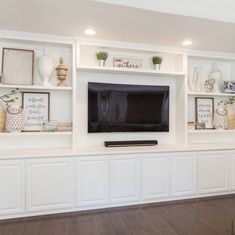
<box><xmin>2</xmin><ymin>48</ymin><xmax>34</xmax><ymax>85</ymax></box>
<box><xmin>22</xmin><ymin>92</ymin><xmax>50</xmax><ymax>131</ymax></box>
<box><xmin>195</xmin><ymin>97</ymin><xmax>214</xmax><ymax>129</ymax></box>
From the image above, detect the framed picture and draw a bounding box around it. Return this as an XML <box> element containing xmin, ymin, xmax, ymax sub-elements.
<box><xmin>195</xmin><ymin>97</ymin><xmax>214</xmax><ymax>129</ymax></box>
<box><xmin>2</xmin><ymin>48</ymin><xmax>34</xmax><ymax>85</ymax></box>
<box><xmin>113</xmin><ymin>57</ymin><xmax>143</xmax><ymax>69</ymax></box>
<box><xmin>22</xmin><ymin>92</ymin><xmax>50</xmax><ymax>131</ymax></box>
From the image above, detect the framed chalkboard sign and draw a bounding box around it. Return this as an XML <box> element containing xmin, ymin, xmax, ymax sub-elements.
<box><xmin>22</xmin><ymin>92</ymin><xmax>50</xmax><ymax>131</ymax></box>
<box><xmin>195</xmin><ymin>97</ymin><xmax>214</xmax><ymax>129</ymax></box>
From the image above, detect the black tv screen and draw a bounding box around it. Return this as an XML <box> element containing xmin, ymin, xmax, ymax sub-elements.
<box><xmin>88</xmin><ymin>82</ymin><xmax>169</xmax><ymax>133</ymax></box>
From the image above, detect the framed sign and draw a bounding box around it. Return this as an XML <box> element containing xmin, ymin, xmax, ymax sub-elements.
<box><xmin>113</xmin><ymin>57</ymin><xmax>143</xmax><ymax>69</ymax></box>
<box><xmin>2</xmin><ymin>48</ymin><xmax>34</xmax><ymax>85</ymax></box>
<box><xmin>195</xmin><ymin>97</ymin><xmax>214</xmax><ymax>129</ymax></box>
<box><xmin>22</xmin><ymin>92</ymin><xmax>50</xmax><ymax>131</ymax></box>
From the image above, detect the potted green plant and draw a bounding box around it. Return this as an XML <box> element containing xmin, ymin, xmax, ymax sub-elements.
<box><xmin>152</xmin><ymin>56</ymin><xmax>163</xmax><ymax>71</ymax></box>
<box><xmin>96</xmin><ymin>51</ymin><xmax>108</xmax><ymax>67</ymax></box>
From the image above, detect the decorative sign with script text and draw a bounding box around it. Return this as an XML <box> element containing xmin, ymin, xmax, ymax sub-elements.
<box><xmin>195</xmin><ymin>97</ymin><xmax>214</xmax><ymax>129</ymax></box>
<box><xmin>22</xmin><ymin>92</ymin><xmax>50</xmax><ymax>131</ymax></box>
<box><xmin>113</xmin><ymin>57</ymin><xmax>143</xmax><ymax>69</ymax></box>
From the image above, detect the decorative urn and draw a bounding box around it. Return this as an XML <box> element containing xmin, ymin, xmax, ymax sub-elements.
<box><xmin>55</xmin><ymin>57</ymin><xmax>68</xmax><ymax>86</ymax></box>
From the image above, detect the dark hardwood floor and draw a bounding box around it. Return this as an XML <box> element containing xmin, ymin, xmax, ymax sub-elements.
<box><xmin>1</xmin><ymin>196</ymin><xmax>235</xmax><ymax>235</ymax></box>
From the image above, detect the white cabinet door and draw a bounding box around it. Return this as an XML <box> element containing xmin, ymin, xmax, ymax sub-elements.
<box><xmin>0</xmin><ymin>160</ymin><xmax>25</xmax><ymax>216</ymax></box>
<box><xmin>230</xmin><ymin>152</ymin><xmax>235</xmax><ymax>190</ymax></box>
<box><xmin>110</xmin><ymin>155</ymin><xmax>140</xmax><ymax>203</ymax></box>
<box><xmin>26</xmin><ymin>157</ymin><xmax>74</xmax><ymax>212</ymax></box>
<box><xmin>199</xmin><ymin>151</ymin><xmax>229</xmax><ymax>194</ymax></box>
<box><xmin>76</xmin><ymin>156</ymin><xmax>108</xmax><ymax>206</ymax></box>
<box><xmin>171</xmin><ymin>152</ymin><xmax>197</xmax><ymax>196</ymax></box>
<box><xmin>143</xmin><ymin>153</ymin><xmax>170</xmax><ymax>200</ymax></box>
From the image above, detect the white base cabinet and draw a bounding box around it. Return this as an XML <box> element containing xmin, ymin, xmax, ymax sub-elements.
<box><xmin>143</xmin><ymin>153</ymin><xmax>170</xmax><ymax>199</ymax></box>
<box><xmin>0</xmin><ymin>160</ymin><xmax>25</xmax><ymax>216</ymax></box>
<box><xmin>171</xmin><ymin>152</ymin><xmax>197</xmax><ymax>196</ymax></box>
<box><xmin>76</xmin><ymin>156</ymin><xmax>108</xmax><ymax>206</ymax></box>
<box><xmin>0</xmin><ymin>150</ymin><xmax>235</xmax><ymax>219</ymax></box>
<box><xmin>26</xmin><ymin>158</ymin><xmax>74</xmax><ymax>212</ymax></box>
<box><xmin>230</xmin><ymin>152</ymin><xmax>235</xmax><ymax>190</ymax></box>
<box><xmin>110</xmin><ymin>155</ymin><xmax>141</xmax><ymax>203</ymax></box>
<box><xmin>199</xmin><ymin>151</ymin><xmax>229</xmax><ymax>194</ymax></box>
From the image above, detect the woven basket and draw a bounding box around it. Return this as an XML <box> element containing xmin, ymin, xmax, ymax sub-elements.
<box><xmin>0</xmin><ymin>108</ymin><xmax>6</xmax><ymax>132</ymax></box>
<box><xmin>5</xmin><ymin>105</ymin><xmax>24</xmax><ymax>133</ymax></box>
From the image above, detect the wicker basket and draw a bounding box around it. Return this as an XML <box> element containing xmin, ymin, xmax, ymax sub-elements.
<box><xmin>0</xmin><ymin>107</ymin><xmax>6</xmax><ymax>132</ymax></box>
<box><xmin>5</xmin><ymin>105</ymin><xmax>24</xmax><ymax>133</ymax></box>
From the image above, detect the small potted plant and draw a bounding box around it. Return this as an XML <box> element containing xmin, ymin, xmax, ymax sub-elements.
<box><xmin>96</xmin><ymin>51</ymin><xmax>108</xmax><ymax>67</ymax></box>
<box><xmin>152</xmin><ymin>56</ymin><xmax>163</xmax><ymax>71</ymax></box>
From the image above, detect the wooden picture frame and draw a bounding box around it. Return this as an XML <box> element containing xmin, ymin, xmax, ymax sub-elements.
<box><xmin>2</xmin><ymin>48</ymin><xmax>34</xmax><ymax>85</ymax></box>
<box><xmin>195</xmin><ymin>97</ymin><xmax>214</xmax><ymax>129</ymax></box>
<box><xmin>22</xmin><ymin>92</ymin><xmax>50</xmax><ymax>131</ymax></box>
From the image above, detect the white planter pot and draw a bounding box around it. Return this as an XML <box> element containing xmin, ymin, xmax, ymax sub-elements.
<box><xmin>154</xmin><ymin>64</ymin><xmax>161</xmax><ymax>71</ymax></box>
<box><xmin>98</xmin><ymin>60</ymin><xmax>105</xmax><ymax>67</ymax></box>
<box><xmin>37</xmin><ymin>56</ymin><xmax>54</xmax><ymax>86</ymax></box>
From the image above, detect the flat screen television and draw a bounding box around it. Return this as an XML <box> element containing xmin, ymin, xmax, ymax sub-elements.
<box><xmin>88</xmin><ymin>82</ymin><xmax>169</xmax><ymax>133</ymax></box>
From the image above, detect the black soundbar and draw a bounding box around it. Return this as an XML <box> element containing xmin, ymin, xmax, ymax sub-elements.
<box><xmin>104</xmin><ymin>140</ymin><xmax>158</xmax><ymax>147</ymax></box>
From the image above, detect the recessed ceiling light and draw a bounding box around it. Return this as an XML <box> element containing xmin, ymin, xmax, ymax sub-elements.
<box><xmin>84</xmin><ymin>28</ymin><xmax>96</xmax><ymax>35</ymax></box>
<box><xmin>182</xmin><ymin>40</ymin><xmax>192</xmax><ymax>46</ymax></box>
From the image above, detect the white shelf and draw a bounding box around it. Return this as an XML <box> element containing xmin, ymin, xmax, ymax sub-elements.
<box><xmin>77</xmin><ymin>65</ymin><xmax>185</xmax><ymax>77</ymax></box>
<box><xmin>187</xmin><ymin>91</ymin><xmax>235</xmax><ymax>97</ymax></box>
<box><xmin>0</xmin><ymin>84</ymin><xmax>73</xmax><ymax>91</ymax></box>
<box><xmin>188</xmin><ymin>129</ymin><xmax>235</xmax><ymax>134</ymax></box>
<box><xmin>0</xmin><ymin>132</ymin><xmax>72</xmax><ymax>137</ymax></box>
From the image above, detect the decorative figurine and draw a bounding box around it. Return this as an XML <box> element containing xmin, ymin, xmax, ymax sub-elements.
<box><xmin>204</xmin><ymin>78</ymin><xmax>215</xmax><ymax>92</ymax></box>
<box><xmin>55</xmin><ymin>57</ymin><xmax>68</xmax><ymax>87</ymax></box>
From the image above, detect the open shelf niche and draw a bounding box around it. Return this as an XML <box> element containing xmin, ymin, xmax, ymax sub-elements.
<box><xmin>0</xmin><ymin>36</ymin><xmax>76</xmax><ymax>150</ymax></box>
<box><xmin>75</xmin><ymin>40</ymin><xmax>187</xmax><ymax>148</ymax></box>
<box><xmin>187</xmin><ymin>54</ymin><xmax>235</xmax><ymax>144</ymax></box>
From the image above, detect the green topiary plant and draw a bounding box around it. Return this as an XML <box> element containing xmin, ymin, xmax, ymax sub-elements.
<box><xmin>96</xmin><ymin>51</ymin><xmax>108</xmax><ymax>61</ymax></box>
<box><xmin>152</xmin><ymin>56</ymin><xmax>163</xmax><ymax>65</ymax></box>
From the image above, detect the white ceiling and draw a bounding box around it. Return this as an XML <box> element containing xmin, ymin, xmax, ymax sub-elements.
<box><xmin>1</xmin><ymin>0</ymin><xmax>235</xmax><ymax>53</ymax></box>
<box><xmin>94</xmin><ymin>0</ymin><xmax>235</xmax><ymax>23</ymax></box>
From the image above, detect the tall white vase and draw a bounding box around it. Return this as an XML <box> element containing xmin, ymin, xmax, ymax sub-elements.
<box><xmin>37</xmin><ymin>55</ymin><xmax>54</xmax><ymax>86</ymax></box>
<box><xmin>189</xmin><ymin>67</ymin><xmax>202</xmax><ymax>92</ymax></box>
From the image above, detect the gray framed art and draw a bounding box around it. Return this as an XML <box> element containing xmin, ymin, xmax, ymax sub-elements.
<box><xmin>1</xmin><ymin>48</ymin><xmax>34</xmax><ymax>85</ymax></box>
<box><xmin>22</xmin><ymin>92</ymin><xmax>50</xmax><ymax>131</ymax></box>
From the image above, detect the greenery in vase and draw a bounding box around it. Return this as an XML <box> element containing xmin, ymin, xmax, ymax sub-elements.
<box><xmin>0</xmin><ymin>89</ymin><xmax>21</xmax><ymax>108</ymax></box>
<box><xmin>96</xmin><ymin>51</ymin><xmax>108</xmax><ymax>61</ymax></box>
<box><xmin>152</xmin><ymin>56</ymin><xmax>163</xmax><ymax>65</ymax></box>
<box><xmin>218</xmin><ymin>96</ymin><xmax>235</xmax><ymax>106</ymax></box>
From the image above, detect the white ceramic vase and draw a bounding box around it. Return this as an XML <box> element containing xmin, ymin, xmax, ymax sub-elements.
<box><xmin>37</xmin><ymin>55</ymin><xmax>54</xmax><ymax>86</ymax></box>
<box><xmin>208</xmin><ymin>63</ymin><xmax>222</xmax><ymax>92</ymax></box>
<box><xmin>189</xmin><ymin>67</ymin><xmax>202</xmax><ymax>92</ymax></box>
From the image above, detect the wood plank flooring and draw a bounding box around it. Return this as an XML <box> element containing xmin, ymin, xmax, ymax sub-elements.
<box><xmin>1</xmin><ymin>196</ymin><xmax>235</xmax><ymax>235</ymax></box>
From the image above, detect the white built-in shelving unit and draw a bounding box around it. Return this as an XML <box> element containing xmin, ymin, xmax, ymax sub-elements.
<box><xmin>0</xmin><ymin>31</ymin><xmax>76</xmax><ymax>150</ymax></box>
<box><xmin>187</xmin><ymin>54</ymin><xmax>235</xmax><ymax>144</ymax></box>
<box><xmin>76</xmin><ymin>39</ymin><xmax>187</xmax><ymax>148</ymax></box>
